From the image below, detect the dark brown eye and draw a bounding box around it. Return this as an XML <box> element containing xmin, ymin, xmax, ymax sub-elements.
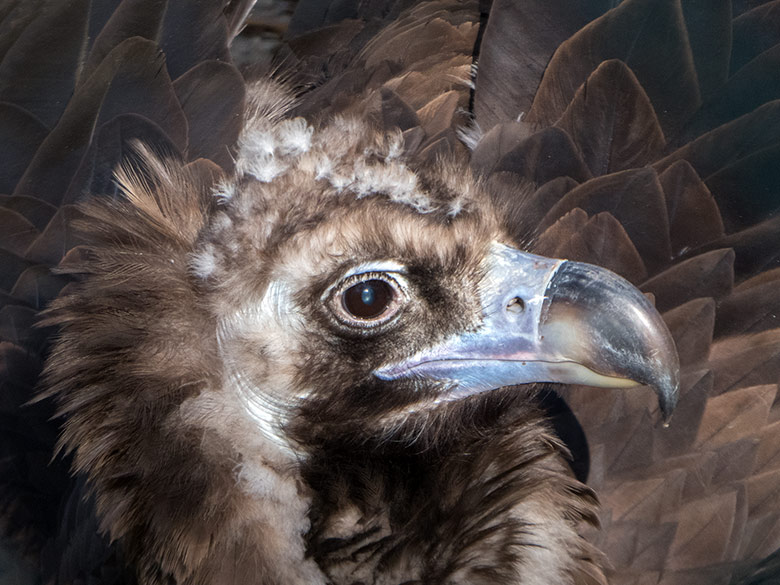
<box><xmin>342</xmin><ymin>279</ymin><xmax>394</xmax><ymax>320</ymax></box>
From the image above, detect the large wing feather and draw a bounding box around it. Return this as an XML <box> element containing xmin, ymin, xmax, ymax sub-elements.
<box><xmin>1</xmin><ymin>0</ymin><xmax>779</xmax><ymax>583</ymax></box>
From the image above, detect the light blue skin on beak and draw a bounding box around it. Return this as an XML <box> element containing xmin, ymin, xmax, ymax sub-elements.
<box><xmin>375</xmin><ymin>244</ymin><xmax>679</xmax><ymax>420</ymax></box>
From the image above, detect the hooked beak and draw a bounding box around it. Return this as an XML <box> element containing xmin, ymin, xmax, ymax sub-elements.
<box><xmin>376</xmin><ymin>244</ymin><xmax>679</xmax><ymax>420</ymax></box>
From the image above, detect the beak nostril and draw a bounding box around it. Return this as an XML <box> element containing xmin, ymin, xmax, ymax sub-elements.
<box><xmin>506</xmin><ymin>296</ymin><xmax>525</xmax><ymax>314</ymax></box>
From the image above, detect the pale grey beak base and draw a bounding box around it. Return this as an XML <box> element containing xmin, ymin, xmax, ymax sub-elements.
<box><xmin>375</xmin><ymin>244</ymin><xmax>680</xmax><ymax>420</ymax></box>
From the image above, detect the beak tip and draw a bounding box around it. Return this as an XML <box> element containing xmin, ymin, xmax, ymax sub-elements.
<box><xmin>659</xmin><ymin>379</ymin><xmax>680</xmax><ymax>423</ymax></box>
<box><xmin>659</xmin><ymin>341</ymin><xmax>681</xmax><ymax>423</ymax></box>
<box><xmin>650</xmin><ymin>358</ymin><xmax>680</xmax><ymax>423</ymax></box>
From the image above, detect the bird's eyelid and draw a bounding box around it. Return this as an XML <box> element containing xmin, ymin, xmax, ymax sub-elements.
<box><xmin>341</xmin><ymin>260</ymin><xmax>408</xmax><ymax>280</ymax></box>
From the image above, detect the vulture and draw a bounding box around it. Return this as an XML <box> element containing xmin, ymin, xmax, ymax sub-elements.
<box><xmin>1</xmin><ymin>0</ymin><xmax>779</xmax><ymax>584</ymax></box>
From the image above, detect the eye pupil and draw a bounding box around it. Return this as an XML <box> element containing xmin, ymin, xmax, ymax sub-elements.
<box><xmin>343</xmin><ymin>279</ymin><xmax>393</xmax><ymax>320</ymax></box>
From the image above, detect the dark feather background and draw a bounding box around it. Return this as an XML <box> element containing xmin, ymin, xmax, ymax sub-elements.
<box><xmin>1</xmin><ymin>0</ymin><xmax>779</xmax><ymax>583</ymax></box>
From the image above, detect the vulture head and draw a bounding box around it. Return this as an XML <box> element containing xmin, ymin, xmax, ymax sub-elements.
<box><xmin>43</xmin><ymin>80</ymin><xmax>679</xmax><ymax>584</ymax></box>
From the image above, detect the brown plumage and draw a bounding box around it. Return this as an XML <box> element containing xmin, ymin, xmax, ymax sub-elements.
<box><xmin>0</xmin><ymin>1</ymin><xmax>779</xmax><ymax>585</ymax></box>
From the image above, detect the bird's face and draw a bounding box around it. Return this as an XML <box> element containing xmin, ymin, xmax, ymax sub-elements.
<box><xmin>196</xmin><ymin>162</ymin><xmax>677</xmax><ymax>455</ymax></box>
<box><xmin>197</xmin><ymin>189</ymin><xmax>497</xmax><ymax>450</ymax></box>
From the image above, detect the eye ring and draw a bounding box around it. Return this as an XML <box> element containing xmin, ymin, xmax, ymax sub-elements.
<box><xmin>329</xmin><ymin>272</ymin><xmax>406</xmax><ymax>328</ymax></box>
